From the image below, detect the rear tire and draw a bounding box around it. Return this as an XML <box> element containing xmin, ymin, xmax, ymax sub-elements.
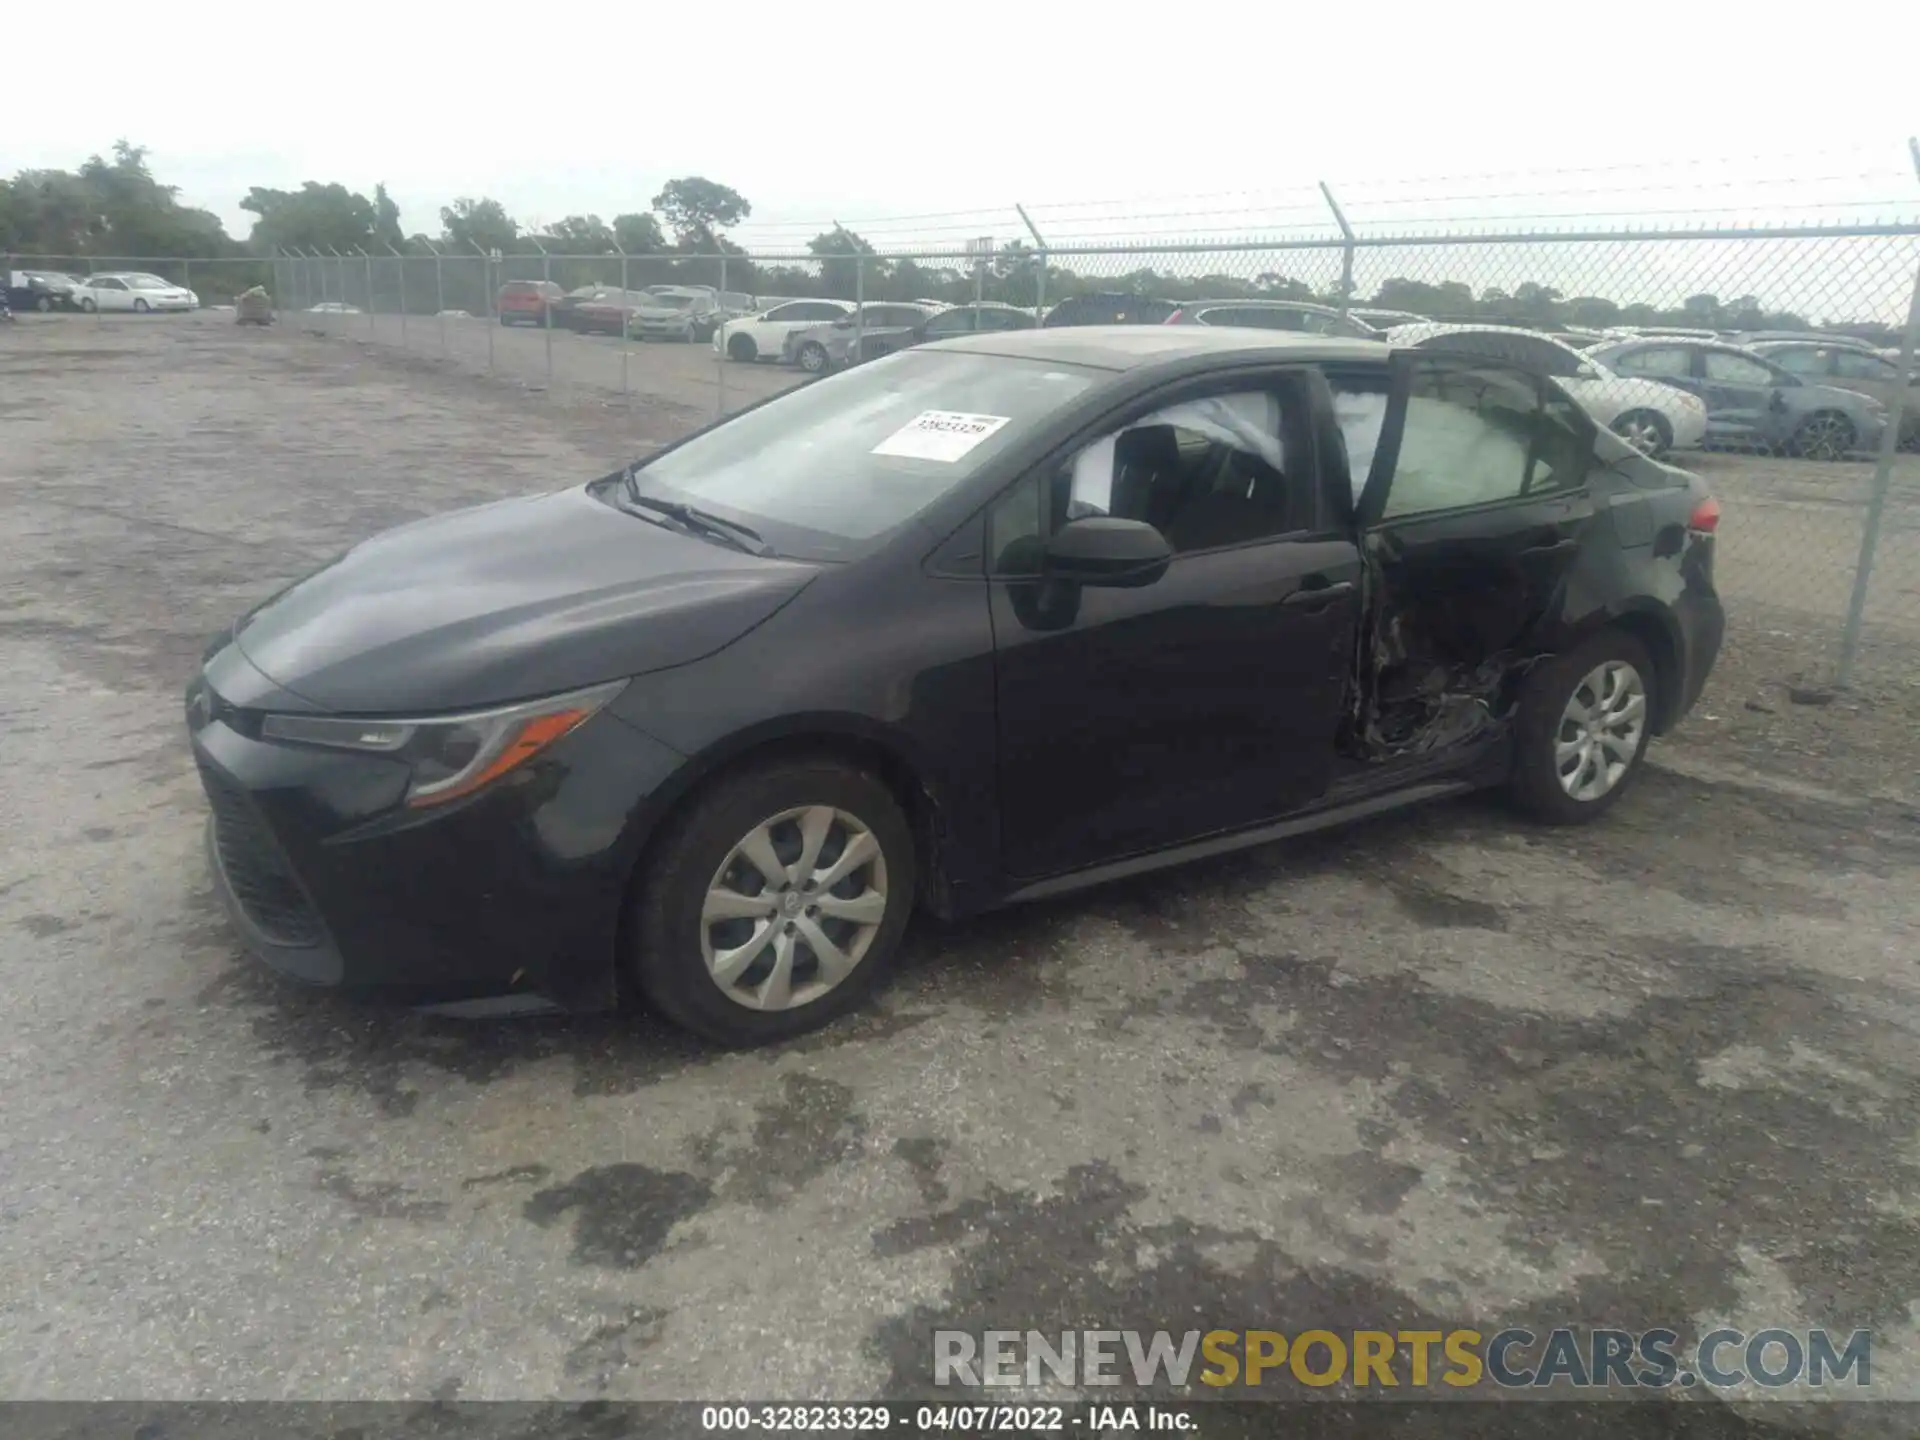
<box><xmin>1508</xmin><ymin>629</ymin><xmax>1656</xmax><ymax>825</ymax></box>
<box><xmin>727</xmin><ymin>333</ymin><xmax>757</xmax><ymax>362</ymax></box>
<box><xmin>35</xmin><ymin>295</ymin><xmax>52</xmax><ymax>313</ymax></box>
<box><xmin>132</xmin><ymin>299</ymin><xmax>150</xmax><ymax>314</ymax></box>
<box><xmin>79</xmin><ymin>297</ymin><xmax>96</xmax><ymax>313</ymax></box>
<box><xmin>629</xmin><ymin>759</ymin><xmax>916</xmax><ymax>1047</ymax></box>
<box><xmin>797</xmin><ymin>340</ymin><xmax>829</xmax><ymax>374</ymax></box>
<box><xmin>1610</xmin><ymin>409</ymin><xmax>1672</xmax><ymax>458</ymax></box>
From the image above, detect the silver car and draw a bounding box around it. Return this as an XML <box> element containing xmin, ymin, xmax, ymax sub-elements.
<box><xmin>784</xmin><ymin>303</ymin><xmax>943</xmax><ymax>373</ymax></box>
<box><xmin>630</xmin><ymin>288</ymin><xmax>724</xmax><ymax>343</ymax></box>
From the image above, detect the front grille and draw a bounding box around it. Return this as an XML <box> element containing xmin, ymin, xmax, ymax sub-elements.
<box><xmin>199</xmin><ymin>764</ymin><xmax>325</xmax><ymax>947</ymax></box>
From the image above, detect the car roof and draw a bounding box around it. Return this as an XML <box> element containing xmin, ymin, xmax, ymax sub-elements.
<box><xmin>922</xmin><ymin>325</ymin><xmax>1388</xmax><ymax>372</ymax></box>
<box><xmin>1185</xmin><ymin>298</ymin><xmax>1340</xmax><ymax>312</ymax></box>
<box><xmin>1389</xmin><ymin>320</ymin><xmax>1580</xmax><ymax>349</ymax></box>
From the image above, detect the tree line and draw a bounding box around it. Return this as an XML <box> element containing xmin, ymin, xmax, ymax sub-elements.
<box><xmin>0</xmin><ymin>142</ymin><xmax>1879</xmax><ymax>337</ymax></box>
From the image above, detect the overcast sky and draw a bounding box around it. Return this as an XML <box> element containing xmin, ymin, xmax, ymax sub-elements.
<box><xmin>6</xmin><ymin>0</ymin><xmax>1918</xmax><ymax>320</ymax></box>
<box><xmin>7</xmin><ymin>0</ymin><xmax>1916</xmax><ymax>241</ymax></box>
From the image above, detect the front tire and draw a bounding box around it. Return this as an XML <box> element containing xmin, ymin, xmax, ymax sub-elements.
<box><xmin>132</xmin><ymin>299</ymin><xmax>150</xmax><ymax>314</ymax></box>
<box><xmin>727</xmin><ymin>332</ymin><xmax>757</xmax><ymax>362</ymax></box>
<box><xmin>35</xmin><ymin>295</ymin><xmax>53</xmax><ymax>312</ymax></box>
<box><xmin>79</xmin><ymin>297</ymin><xmax>96</xmax><ymax>313</ymax></box>
<box><xmin>796</xmin><ymin>340</ymin><xmax>829</xmax><ymax>374</ymax></box>
<box><xmin>1508</xmin><ymin>630</ymin><xmax>1656</xmax><ymax>825</ymax></box>
<box><xmin>1792</xmin><ymin>411</ymin><xmax>1855</xmax><ymax>462</ymax></box>
<box><xmin>629</xmin><ymin>759</ymin><xmax>916</xmax><ymax>1046</ymax></box>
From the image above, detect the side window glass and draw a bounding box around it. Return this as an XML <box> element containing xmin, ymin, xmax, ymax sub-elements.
<box><xmin>1614</xmin><ymin>346</ymin><xmax>1691</xmax><ymax>379</ymax></box>
<box><xmin>1770</xmin><ymin>346</ymin><xmax>1829</xmax><ymax>376</ymax></box>
<box><xmin>1834</xmin><ymin>350</ymin><xmax>1897</xmax><ymax>381</ymax></box>
<box><xmin>987</xmin><ymin>474</ymin><xmax>1046</xmax><ymax>577</ymax></box>
<box><xmin>1703</xmin><ymin>351</ymin><xmax>1776</xmax><ymax>386</ymax></box>
<box><xmin>1383</xmin><ymin>360</ymin><xmax>1558</xmax><ymax>519</ymax></box>
<box><xmin>1059</xmin><ymin>389</ymin><xmax>1301</xmax><ymax>553</ymax></box>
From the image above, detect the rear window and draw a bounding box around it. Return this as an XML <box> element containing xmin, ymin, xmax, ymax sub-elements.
<box><xmin>1044</xmin><ymin>295</ymin><xmax>1179</xmax><ymax>328</ymax></box>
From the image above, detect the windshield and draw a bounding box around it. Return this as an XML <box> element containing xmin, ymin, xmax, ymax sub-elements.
<box><xmin>626</xmin><ymin>349</ymin><xmax>1096</xmax><ymax>555</ymax></box>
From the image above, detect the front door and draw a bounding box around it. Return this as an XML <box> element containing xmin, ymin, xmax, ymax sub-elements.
<box><xmin>1698</xmin><ymin>347</ymin><xmax>1791</xmax><ymax>448</ymax></box>
<box><xmin>1350</xmin><ymin>353</ymin><xmax>1597</xmax><ymax>752</ymax></box>
<box><xmin>989</xmin><ymin>373</ymin><xmax>1361</xmax><ymax>879</ymax></box>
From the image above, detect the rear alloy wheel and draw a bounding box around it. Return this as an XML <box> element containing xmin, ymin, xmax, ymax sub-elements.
<box><xmin>1792</xmin><ymin>411</ymin><xmax>1856</xmax><ymax>462</ymax></box>
<box><xmin>727</xmin><ymin>333</ymin><xmax>757</xmax><ymax>362</ymax></box>
<box><xmin>797</xmin><ymin>341</ymin><xmax>829</xmax><ymax>374</ymax></box>
<box><xmin>1509</xmin><ymin>630</ymin><xmax>1656</xmax><ymax>824</ymax></box>
<box><xmin>79</xmin><ymin>297</ymin><xmax>96</xmax><ymax>313</ymax></box>
<box><xmin>35</xmin><ymin>295</ymin><xmax>53</xmax><ymax>312</ymax></box>
<box><xmin>630</xmin><ymin>760</ymin><xmax>915</xmax><ymax>1045</ymax></box>
<box><xmin>1610</xmin><ymin>409</ymin><xmax>1672</xmax><ymax>458</ymax></box>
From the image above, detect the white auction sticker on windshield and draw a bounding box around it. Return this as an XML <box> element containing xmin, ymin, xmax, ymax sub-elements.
<box><xmin>871</xmin><ymin>411</ymin><xmax>1012</xmax><ymax>462</ymax></box>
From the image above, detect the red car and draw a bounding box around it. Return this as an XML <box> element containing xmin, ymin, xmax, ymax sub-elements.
<box><xmin>496</xmin><ymin>280</ymin><xmax>564</xmax><ymax>327</ymax></box>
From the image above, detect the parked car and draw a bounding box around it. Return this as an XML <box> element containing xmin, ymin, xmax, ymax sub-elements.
<box><xmin>1042</xmin><ymin>292</ymin><xmax>1180</xmax><ymax>327</ymax></box>
<box><xmin>549</xmin><ymin>283</ymin><xmax>614</xmax><ymax>330</ymax></box>
<box><xmin>565</xmin><ymin>287</ymin><xmax>654</xmax><ymax>336</ymax></box>
<box><xmin>188</xmin><ymin>327</ymin><xmax>1722</xmax><ymax>1045</ymax></box>
<box><xmin>844</xmin><ymin>299</ymin><xmax>1036</xmax><ymax>362</ymax></box>
<box><xmin>630</xmin><ymin>288</ymin><xmax>726</xmax><ymax>343</ymax></box>
<box><xmin>73</xmin><ymin>273</ymin><xmax>198</xmax><ymax>312</ymax></box>
<box><xmin>716</xmin><ymin>299</ymin><xmax>856</xmax><ymax>363</ymax></box>
<box><xmin>6</xmin><ymin>270</ymin><xmax>85</xmax><ymax>311</ymax></box>
<box><xmin>1386</xmin><ymin>323</ymin><xmax>1707</xmax><ymax>458</ymax></box>
<box><xmin>496</xmin><ymin>280</ymin><xmax>565</xmax><ymax>326</ymax></box>
<box><xmin>1727</xmin><ymin>331</ymin><xmax>1884</xmax><ymax>353</ymax></box>
<box><xmin>1587</xmin><ymin>338</ymin><xmax>1889</xmax><ymax>460</ymax></box>
<box><xmin>1351</xmin><ymin>307</ymin><xmax>1428</xmax><ymax>330</ymax></box>
<box><xmin>1164</xmin><ymin>299</ymin><xmax>1379</xmax><ymax>340</ymax></box>
<box><xmin>1746</xmin><ymin>340</ymin><xmax>1919</xmax><ymax>449</ymax></box>
<box><xmin>783</xmin><ymin>302</ymin><xmax>943</xmax><ymax>373</ymax></box>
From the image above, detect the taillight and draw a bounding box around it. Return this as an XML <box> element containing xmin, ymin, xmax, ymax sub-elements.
<box><xmin>1688</xmin><ymin>495</ymin><xmax>1721</xmax><ymax>533</ymax></box>
<box><xmin>1164</xmin><ymin>309</ymin><xmax>1184</xmax><ymax>324</ymax></box>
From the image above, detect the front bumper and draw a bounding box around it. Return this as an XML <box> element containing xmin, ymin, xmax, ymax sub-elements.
<box><xmin>187</xmin><ymin>651</ymin><xmax>687</xmax><ymax>1013</ymax></box>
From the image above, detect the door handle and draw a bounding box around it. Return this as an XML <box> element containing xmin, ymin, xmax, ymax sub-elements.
<box><xmin>1521</xmin><ymin>537</ymin><xmax>1579</xmax><ymax>556</ymax></box>
<box><xmin>1282</xmin><ymin>579</ymin><xmax>1355</xmax><ymax>607</ymax></box>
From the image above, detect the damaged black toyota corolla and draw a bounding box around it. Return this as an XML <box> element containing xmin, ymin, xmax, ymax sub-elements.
<box><xmin>187</xmin><ymin>328</ymin><xmax>1723</xmax><ymax>1044</ymax></box>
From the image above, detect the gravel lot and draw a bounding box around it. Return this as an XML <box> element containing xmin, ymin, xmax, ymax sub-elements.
<box><xmin>2</xmin><ymin>314</ymin><xmax>1918</xmax><ymax>1429</ymax></box>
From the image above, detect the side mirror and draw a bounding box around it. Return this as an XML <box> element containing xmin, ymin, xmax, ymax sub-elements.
<box><xmin>1044</xmin><ymin>517</ymin><xmax>1172</xmax><ymax>588</ymax></box>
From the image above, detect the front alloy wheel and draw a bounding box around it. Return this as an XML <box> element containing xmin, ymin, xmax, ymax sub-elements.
<box><xmin>797</xmin><ymin>341</ymin><xmax>829</xmax><ymax>374</ymax></box>
<box><xmin>630</xmin><ymin>759</ymin><xmax>915</xmax><ymax>1045</ymax></box>
<box><xmin>702</xmin><ymin>806</ymin><xmax>887</xmax><ymax>1012</ymax></box>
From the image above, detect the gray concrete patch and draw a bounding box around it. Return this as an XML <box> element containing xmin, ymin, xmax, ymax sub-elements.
<box><xmin>1</xmin><ymin>315</ymin><xmax>1916</xmax><ymax>1427</ymax></box>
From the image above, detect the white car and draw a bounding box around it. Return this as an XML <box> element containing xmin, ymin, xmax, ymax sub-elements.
<box><xmin>1386</xmin><ymin>322</ymin><xmax>1708</xmax><ymax>458</ymax></box>
<box><xmin>306</xmin><ymin>302</ymin><xmax>362</xmax><ymax>314</ymax></box>
<box><xmin>714</xmin><ymin>298</ymin><xmax>856</xmax><ymax>363</ymax></box>
<box><xmin>74</xmin><ymin>273</ymin><xmax>199</xmax><ymax>313</ymax></box>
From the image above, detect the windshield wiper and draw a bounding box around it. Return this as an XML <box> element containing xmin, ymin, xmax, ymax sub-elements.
<box><xmin>619</xmin><ymin>470</ymin><xmax>772</xmax><ymax>555</ymax></box>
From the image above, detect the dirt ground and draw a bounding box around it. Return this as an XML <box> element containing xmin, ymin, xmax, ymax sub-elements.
<box><xmin>2</xmin><ymin>314</ymin><xmax>1917</xmax><ymax>1431</ymax></box>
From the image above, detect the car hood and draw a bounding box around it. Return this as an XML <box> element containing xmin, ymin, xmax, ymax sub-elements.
<box><xmin>234</xmin><ymin>484</ymin><xmax>818</xmax><ymax>714</ymax></box>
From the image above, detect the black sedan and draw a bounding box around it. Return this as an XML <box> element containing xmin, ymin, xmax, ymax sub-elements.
<box><xmin>188</xmin><ymin>328</ymin><xmax>1725</xmax><ymax>1045</ymax></box>
<box><xmin>6</xmin><ymin>269</ymin><xmax>84</xmax><ymax>312</ymax></box>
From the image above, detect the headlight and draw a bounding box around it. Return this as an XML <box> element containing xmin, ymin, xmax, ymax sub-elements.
<box><xmin>260</xmin><ymin>679</ymin><xmax>627</xmax><ymax>808</ymax></box>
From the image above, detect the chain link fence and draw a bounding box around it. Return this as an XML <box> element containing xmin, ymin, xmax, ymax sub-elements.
<box><xmin>12</xmin><ymin>219</ymin><xmax>1919</xmax><ymax>691</ymax></box>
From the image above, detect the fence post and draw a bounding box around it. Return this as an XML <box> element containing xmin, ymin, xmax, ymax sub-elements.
<box><xmin>717</xmin><ymin>250</ymin><xmax>727</xmax><ymax>417</ymax></box>
<box><xmin>361</xmin><ymin>249</ymin><xmax>375</xmax><ymax>335</ymax></box>
<box><xmin>614</xmin><ymin>241</ymin><xmax>630</xmax><ymax>410</ymax></box>
<box><xmin>1319</xmin><ymin>181</ymin><xmax>1356</xmax><ymax>317</ymax></box>
<box><xmin>388</xmin><ymin>244</ymin><xmax>408</xmax><ymax>347</ymax></box>
<box><xmin>89</xmin><ymin>257</ymin><xmax>101</xmax><ymax>324</ymax></box>
<box><xmin>1835</xmin><ymin>249</ymin><xmax>1920</xmax><ymax>687</ymax></box>
<box><xmin>1017</xmin><ymin>204</ymin><xmax>1049</xmax><ymax>324</ymax></box>
<box><xmin>327</xmin><ymin>248</ymin><xmax>344</xmax><ymax>328</ymax></box>
<box><xmin>531</xmin><ymin>236</ymin><xmax>554</xmax><ymax>388</ymax></box>
<box><xmin>473</xmin><ymin>242</ymin><xmax>494</xmax><ymax>373</ymax></box>
<box><xmin>855</xmin><ymin>253</ymin><xmax>866</xmax><ymax>374</ymax></box>
<box><xmin>424</xmin><ymin>240</ymin><xmax>445</xmax><ymax>357</ymax></box>
<box><xmin>183</xmin><ymin>257</ymin><xmax>193</xmax><ymax>308</ymax></box>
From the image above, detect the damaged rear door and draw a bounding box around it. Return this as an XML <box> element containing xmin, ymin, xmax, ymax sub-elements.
<box><xmin>1344</xmin><ymin>352</ymin><xmax>1596</xmax><ymax>757</ymax></box>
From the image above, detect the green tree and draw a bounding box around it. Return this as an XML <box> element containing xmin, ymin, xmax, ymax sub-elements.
<box><xmin>373</xmin><ymin>183</ymin><xmax>404</xmax><ymax>250</ymax></box>
<box><xmin>547</xmin><ymin>214</ymin><xmax>615</xmax><ymax>252</ymax></box>
<box><xmin>1681</xmin><ymin>293</ymin><xmax>1721</xmax><ymax>324</ymax></box>
<box><xmin>242</xmin><ymin>181</ymin><xmax>380</xmax><ymax>253</ymax></box>
<box><xmin>612</xmin><ymin>211</ymin><xmax>665</xmax><ymax>254</ymax></box>
<box><xmin>439</xmin><ymin>196</ymin><xmax>519</xmax><ymax>254</ymax></box>
<box><xmin>652</xmin><ymin>176</ymin><xmax>750</xmax><ymax>246</ymax></box>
